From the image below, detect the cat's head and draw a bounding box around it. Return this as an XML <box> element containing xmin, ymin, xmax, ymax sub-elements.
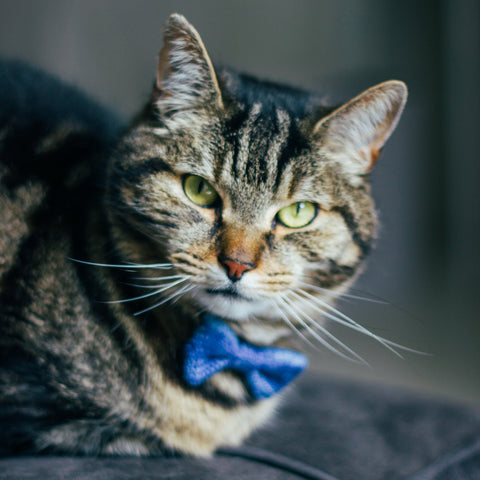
<box><xmin>105</xmin><ymin>14</ymin><xmax>406</xmax><ymax>336</ymax></box>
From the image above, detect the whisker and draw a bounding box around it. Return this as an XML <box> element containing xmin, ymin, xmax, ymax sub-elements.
<box><xmin>294</xmin><ymin>288</ymin><xmax>422</xmax><ymax>356</ymax></box>
<box><xmin>275</xmin><ymin>297</ymin><xmax>320</xmax><ymax>350</ymax></box>
<box><xmin>134</xmin><ymin>283</ymin><xmax>196</xmax><ymax>316</ymax></box>
<box><xmin>126</xmin><ymin>283</ymin><xmax>181</xmax><ymax>290</ymax></box>
<box><xmin>110</xmin><ymin>321</ymin><xmax>122</xmax><ymax>334</ymax></box>
<box><xmin>168</xmin><ymin>283</ymin><xmax>196</xmax><ymax>306</ymax></box>
<box><xmin>103</xmin><ymin>277</ymin><xmax>188</xmax><ymax>304</ymax></box>
<box><xmin>102</xmin><ymin>288</ymin><xmax>166</xmax><ymax>304</ymax></box>
<box><xmin>281</xmin><ymin>294</ymin><xmax>368</xmax><ymax>365</ymax></box>
<box><xmin>298</xmin><ymin>280</ymin><xmax>387</xmax><ymax>304</ymax></box>
<box><xmin>69</xmin><ymin>258</ymin><xmax>173</xmax><ymax>270</ymax></box>
<box><xmin>132</xmin><ymin>275</ymin><xmax>186</xmax><ymax>281</ymax></box>
<box><xmin>270</xmin><ymin>300</ymin><xmax>317</xmax><ymax>350</ymax></box>
<box><xmin>127</xmin><ymin>275</ymin><xmax>189</xmax><ymax>288</ymax></box>
<box><xmin>295</xmin><ymin>287</ymin><xmax>401</xmax><ymax>356</ymax></box>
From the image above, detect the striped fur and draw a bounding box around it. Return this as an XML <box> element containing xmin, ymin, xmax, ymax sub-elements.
<box><xmin>0</xmin><ymin>14</ymin><xmax>407</xmax><ymax>456</ymax></box>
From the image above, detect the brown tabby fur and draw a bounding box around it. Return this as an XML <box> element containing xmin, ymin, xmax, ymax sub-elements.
<box><xmin>0</xmin><ymin>14</ymin><xmax>407</xmax><ymax>456</ymax></box>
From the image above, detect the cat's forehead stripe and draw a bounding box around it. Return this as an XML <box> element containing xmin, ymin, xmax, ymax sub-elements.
<box><xmin>222</xmin><ymin>103</ymin><xmax>301</xmax><ymax>194</ymax></box>
<box><xmin>264</xmin><ymin>109</ymin><xmax>291</xmax><ymax>189</ymax></box>
<box><xmin>233</xmin><ymin>102</ymin><xmax>262</xmax><ymax>179</ymax></box>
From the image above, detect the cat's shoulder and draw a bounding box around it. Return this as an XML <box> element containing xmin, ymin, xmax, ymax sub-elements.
<box><xmin>0</xmin><ymin>60</ymin><xmax>124</xmax><ymax>279</ymax></box>
<box><xmin>0</xmin><ymin>59</ymin><xmax>124</xmax><ymax>195</ymax></box>
<box><xmin>0</xmin><ymin>59</ymin><xmax>122</xmax><ymax>138</ymax></box>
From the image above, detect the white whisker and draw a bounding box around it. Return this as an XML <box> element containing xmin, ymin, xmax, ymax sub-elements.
<box><xmin>281</xmin><ymin>294</ymin><xmax>368</xmax><ymax>365</ymax></box>
<box><xmin>271</xmin><ymin>299</ymin><xmax>317</xmax><ymax>349</ymax></box>
<box><xmin>295</xmin><ymin>287</ymin><xmax>401</xmax><ymax>355</ymax></box>
<box><xmin>127</xmin><ymin>275</ymin><xmax>189</xmax><ymax>288</ymax></box>
<box><xmin>102</xmin><ymin>289</ymin><xmax>166</xmax><ymax>304</ymax></box>
<box><xmin>168</xmin><ymin>283</ymin><xmax>196</xmax><ymax>306</ymax></box>
<box><xmin>294</xmin><ymin>288</ymin><xmax>420</xmax><ymax>356</ymax></box>
<box><xmin>104</xmin><ymin>277</ymin><xmax>188</xmax><ymax>304</ymax></box>
<box><xmin>69</xmin><ymin>258</ymin><xmax>173</xmax><ymax>270</ymax></box>
<box><xmin>134</xmin><ymin>283</ymin><xmax>196</xmax><ymax>316</ymax></box>
<box><xmin>132</xmin><ymin>274</ymin><xmax>186</xmax><ymax>281</ymax></box>
<box><xmin>298</xmin><ymin>280</ymin><xmax>387</xmax><ymax>304</ymax></box>
<box><xmin>126</xmin><ymin>283</ymin><xmax>180</xmax><ymax>290</ymax></box>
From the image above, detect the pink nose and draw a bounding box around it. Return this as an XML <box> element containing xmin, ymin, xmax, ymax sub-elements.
<box><xmin>220</xmin><ymin>258</ymin><xmax>255</xmax><ymax>282</ymax></box>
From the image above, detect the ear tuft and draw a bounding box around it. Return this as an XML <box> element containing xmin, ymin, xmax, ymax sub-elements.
<box><xmin>155</xmin><ymin>14</ymin><xmax>223</xmax><ymax>121</ymax></box>
<box><xmin>314</xmin><ymin>80</ymin><xmax>407</xmax><ymax>175</ymax></box>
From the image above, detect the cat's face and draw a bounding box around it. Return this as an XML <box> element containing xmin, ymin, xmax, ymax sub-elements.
<box><xmin>105</xmin><ymin>14</ymin><xmax>406</xmax><ymax>333</ymax></box>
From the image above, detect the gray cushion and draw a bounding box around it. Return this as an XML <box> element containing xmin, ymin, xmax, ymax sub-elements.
<box><xmin>0</xmin><ymin>374</ymin><xmax>479</xmax><ymax>480</ymax></box>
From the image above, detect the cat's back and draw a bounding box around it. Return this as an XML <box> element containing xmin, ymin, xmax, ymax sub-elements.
<box><xmin>0</xmin><ymin>60</ymin><xmax>122</xmax><ymax>280</ymax></box>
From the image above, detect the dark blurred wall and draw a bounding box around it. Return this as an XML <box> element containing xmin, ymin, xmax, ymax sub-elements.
<box><xmin>0</xmin><ymin>0</ymin><xmax>478</xmax><ymax>403</ymax></box>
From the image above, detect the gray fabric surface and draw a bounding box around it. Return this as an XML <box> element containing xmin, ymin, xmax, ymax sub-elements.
<box><xmin>246</xmin><ymin>375</ymin><xmax>480</xmax><ymax>479</ymax></box>
<box><xmin>0</xmin><ymin>374</ymin><xmax>479</xmax><ymax>480</ymax></box>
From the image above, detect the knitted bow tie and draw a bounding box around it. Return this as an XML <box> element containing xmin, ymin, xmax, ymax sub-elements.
<box><xmin>183</xmin><ymin>315</ymin><xmax>308</xmax><ymax>400</ymax></box>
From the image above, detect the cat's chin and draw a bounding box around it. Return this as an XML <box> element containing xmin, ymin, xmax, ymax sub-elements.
<box><xmin>195</xmin><ymin>289</ymin><xmax>274</xmax><ymax>322</ymax></box>
<box><xmin>195</xmin><ymin>292</ymin><xmax>291</xmax><ymax>345</ymax></box>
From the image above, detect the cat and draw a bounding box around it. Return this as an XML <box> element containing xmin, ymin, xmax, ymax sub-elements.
<box><xmin>0</xmin><ymin>13</ymin><xmax>407</xmax><ymax>456</ymax></box>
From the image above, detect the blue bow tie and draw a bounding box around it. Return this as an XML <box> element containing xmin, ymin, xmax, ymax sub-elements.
<box><xmin>183</xmin><ymin>315</ymin><xmax>308</xmax><ymax>400</ymax></box>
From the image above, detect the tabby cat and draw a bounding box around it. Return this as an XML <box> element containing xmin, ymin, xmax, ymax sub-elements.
<box><xmin>0</xmin><ymin>14</ymin><xmax>407</xmax><ymax>456</ymax></box>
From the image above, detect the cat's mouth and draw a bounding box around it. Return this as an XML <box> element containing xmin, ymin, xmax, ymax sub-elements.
<box><xmin>205</xmin><ymin>286</ymin><xmax>248</xmax><ymax>300</ymax></box>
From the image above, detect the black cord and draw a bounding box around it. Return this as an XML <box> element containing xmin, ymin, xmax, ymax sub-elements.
<box><xmin>404</xmin><ymin>437</ymin><xmax>480</xmax><ymax>480</ymax></box>
<box><xmin>219</xmin><ymin>438</ymin><xmax>480</xmax><ymax>479</ymax></box>
<box><xmin>216</xmin><ymin>445</ymin><xmax>341</xmax><ymax>480</ymax></box>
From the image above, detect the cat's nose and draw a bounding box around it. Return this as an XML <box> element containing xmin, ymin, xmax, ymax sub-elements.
<box><xmin>219</xmin><ymin>257</ymin><xmax>255</xmax><ymax>282</ymax></box>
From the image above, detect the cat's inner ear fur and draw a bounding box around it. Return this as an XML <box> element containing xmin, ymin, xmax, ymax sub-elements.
<box><xmin>155</xmin><ymin>14</ymin><xmax>223</xmax><ymax>121</ymax></box>
<box><xmin>313</xmin><ymin>81</ymin><xmax>407</xmax><ymax>175</ymax></box>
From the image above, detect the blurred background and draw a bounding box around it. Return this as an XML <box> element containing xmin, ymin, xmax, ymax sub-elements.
<box><xmin>0</xmin><ymin>0</ymin><xmax>478</xmax><ymax>404</ymax></box>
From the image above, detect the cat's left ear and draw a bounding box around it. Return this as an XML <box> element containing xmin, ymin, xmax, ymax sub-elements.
<box><xmin>313</xmin><ymin>81</ymin><xmax>407</xmax><ymax>175</ymax></box>
<box><xmin>154</xmin><ymin>14</ymin><xmax>223</xmax><ymax>121</ymax></box>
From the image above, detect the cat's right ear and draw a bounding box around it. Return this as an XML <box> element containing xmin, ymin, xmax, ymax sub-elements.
<box><xmin>154</xmin><ymin>14</ymin><xmax>223</xmax><ymax>123</ymax></box>
<box><xmin>313</xmin><ymin>81</ymin><xmax>407</xmax><ymax>176</ymax></box>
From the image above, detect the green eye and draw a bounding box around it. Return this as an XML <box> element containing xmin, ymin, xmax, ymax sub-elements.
<box><xmin>277</xmin><ymin>201</ymin><xmax>317</xmax><ymax>228</ymax></box>
<box><xmin>183</xmin><ymin>175</ymin><xmax>219</xmax><ymax>207</ymax></box>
